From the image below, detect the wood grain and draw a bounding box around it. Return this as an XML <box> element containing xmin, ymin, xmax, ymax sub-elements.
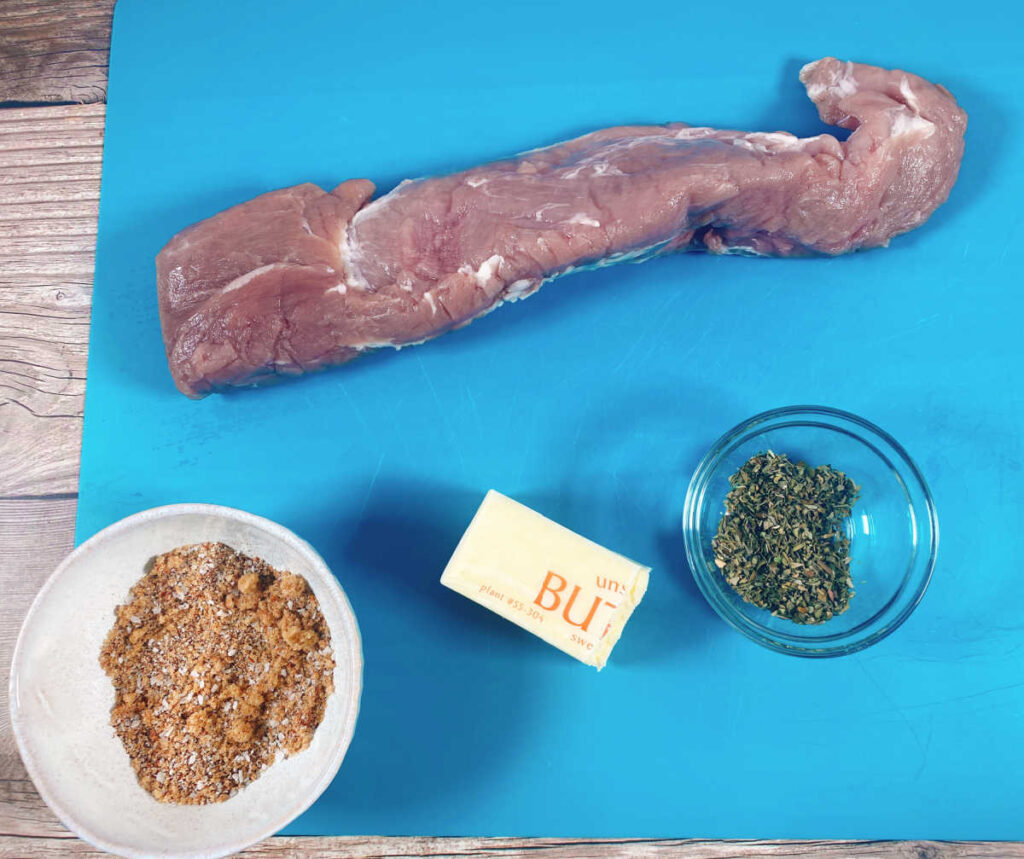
<box><xmin>0</xmin><ymin>0</ymin><xmax>115</xmax><ymax>105</ymax></box>
<box><xmin>0</xmin><ymin>496</ymin><xmax>77</xmax><ymax>845</ymax></box>
<box><xmin>0</xmin><ymin>838</ymin><xmax>1021</xmax><ymax>858</ymax></box>
<box><xmin>0</xmin><ymin>104</ymin><xmax>101</xmax><ymax>497</ymax></box>
<box><xmin>0</xmin><ymin>102</ymin><xmax>99</xmax><ymax>846</ymax></box>
<box><xmin>0</xmin><ymin>761</ymin><xmax>68</xmax><ymax>839</ymax></box>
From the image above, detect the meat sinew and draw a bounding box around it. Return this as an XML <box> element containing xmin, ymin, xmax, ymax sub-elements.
<box><xmin>158</xmin><ymin>58</ymin><xmax>967</xmax><ymax>398</ymax></box>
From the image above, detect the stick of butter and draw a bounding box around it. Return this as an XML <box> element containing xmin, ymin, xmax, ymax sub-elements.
<box><xmin>440</xmin><ymin>490</ymin><xmax>650</xmax><ymax>670</ymax></box>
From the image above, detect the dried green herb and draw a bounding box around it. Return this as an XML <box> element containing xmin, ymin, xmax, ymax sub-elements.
<box><xmin>712</xmin><ymin>450</ymin><xmax>860</xmax><ymax>624</ymax></box>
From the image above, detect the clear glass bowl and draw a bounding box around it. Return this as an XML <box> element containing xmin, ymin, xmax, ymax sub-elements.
<box><xmin>682</xmin><ymin>406</ymin><xmax>938</xmax><ymax>657</ymax></box>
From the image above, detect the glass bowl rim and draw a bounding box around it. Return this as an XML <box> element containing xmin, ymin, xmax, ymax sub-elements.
<box><xmin>682</xmin><ymin>404</ymin><xmax>939</xmax><ymax>657</ymax></box>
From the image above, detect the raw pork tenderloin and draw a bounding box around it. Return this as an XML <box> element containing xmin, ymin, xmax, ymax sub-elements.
<box><xmin>158</xmin><ymin>59</ymin><xmax>967</xmax><ymax>397</ymax></box>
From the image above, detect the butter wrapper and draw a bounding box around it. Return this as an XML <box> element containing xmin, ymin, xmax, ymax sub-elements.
<box><xmin>440</xmin><ymin>490</ymin><xmax>650</xmax><ymax>669</ymax></box>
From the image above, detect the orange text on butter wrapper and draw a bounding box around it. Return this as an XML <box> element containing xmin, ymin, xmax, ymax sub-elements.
<box><xmin>532</xmin><ymin>571</ymin><xmax>621</xmax><ymax>635</ymax></box>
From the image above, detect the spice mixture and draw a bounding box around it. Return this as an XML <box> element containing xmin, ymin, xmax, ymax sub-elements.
<box><xmin>99</xmin><ymin>542</ymin><xmax>335</xmax><ymax>804</ymax></box>
<box><xmin>712</xmin><ymin>451</ymin><xmax>860</xmax><ymax>624</ymax></box>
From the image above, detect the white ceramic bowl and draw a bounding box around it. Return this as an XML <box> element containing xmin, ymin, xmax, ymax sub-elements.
<box><xmin>9</xmin><ymin>503</ymin><xmax>363</xmax><ymax>859</ymax></box>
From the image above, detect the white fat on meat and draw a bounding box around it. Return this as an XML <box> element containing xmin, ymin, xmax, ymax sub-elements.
<box><xmin>563</xmin><ymin>160</ymin><xmax>626</xmax><ymax>180</ymax></box>
<box><xmin>220</xmin><ymin>263</ymin><xmax>291</xmax><ymax>294</ymax></box>
<box><xmin>504</xmin><ymin>279</ymin><xmax>538</xmax><ymax>301</ymax></box>
<box><xmin>802</xmin><ymin>59</ymin><xmax>859</xmax><ymax>100</ymax></box>
<box><xmin>338</xmin><ymin>226</ymin><xmax>371</xmax><ymax>291</ymax></box>
<box><xmin>534</xmin><ymin>202</ymin><xmax>566</xmax><ymax>221</ymax></box>
<box><xmin>673</xmin><ymin>127</ymin><xmax>716</xmax><ymax>140</ymax></box>
<box><xmin>732</xmin><ymin>132</ymin><xmax>806</xmax><ymax>155</ymax></box>
<box><xmin>899</xmin><ymin>77</ymin><xmax>922</xmax><ymax>113</ymax></box>
<box><xmin>890</xmin><ymin>111</ymin><xmax>935</xmax><ymax>139</ymax></box>
<box><xmin>458</xmin><ymin>254</ymin><xmax>505</xmax><ymax>290</ymax></box>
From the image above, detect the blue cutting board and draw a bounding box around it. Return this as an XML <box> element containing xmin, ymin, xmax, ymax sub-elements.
<box><xmin>80</xmin><ymin>0</ymin><xmax>1024</xmax><ymax>839</ymax></box>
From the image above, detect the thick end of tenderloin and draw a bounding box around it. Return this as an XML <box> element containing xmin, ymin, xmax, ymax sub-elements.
<box><xmin>156</xmin><ymin>179</ymin><xmax>374</xmax><ymax>397</ymax></box>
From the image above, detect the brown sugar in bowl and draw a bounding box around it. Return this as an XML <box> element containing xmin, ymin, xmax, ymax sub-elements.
<box><xmin>9</xmin><ymin>504</ymin><xmax>362</xmax><ymax>859</ymax></box>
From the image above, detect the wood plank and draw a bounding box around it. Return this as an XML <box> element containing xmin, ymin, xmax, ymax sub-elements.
<box><xmin>0</xmin><ymin>836</ymin><xmax>1021</xmax><ymax>858</ymax></box>
<box><xmin>0</xmin><ymin>497</ymin><xmax>76</xmax><ymax>843</ymax></box>
<box><xmin>0</xmin><ymin>0</ymin><xmax>115</xmax><ymax>106</ymax></box>
<box><xmin>0</xmin><ymin>764</ymin><xmax>68</xmax><ymax>839</ymax></box>
<box><xmin>1</xmin><ymin>10</ymin><xmax>111</xmax><ymax>845</ymax></box>
<box><xmin>235</xmin><ymin>839</ymin><xmax>1024</xmax><ymax>857</ymax></box>
<box><xmin>0</xmin><ymin>493</ymin><xmax>82</xmax><ymax>840</ymax></box>
<box><xmin>0</xmin><ymin>104</ymin><xmax>100</xmax><ymax>497</ymax></box>
<box><xmin>0</xmin><ymin>106</ymin><xmax>95</xmax><ymax>842</ymax></box>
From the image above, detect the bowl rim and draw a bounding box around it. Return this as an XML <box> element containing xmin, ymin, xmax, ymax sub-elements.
<box><xmin>8</xmin><ymin>502</ymin><xmax>364</xmax><ymax>859</ymax></box>
<box><xmin>682</xmin><ymin>405</ymin><xmax>939</xmax><ymax>658</ymax></box>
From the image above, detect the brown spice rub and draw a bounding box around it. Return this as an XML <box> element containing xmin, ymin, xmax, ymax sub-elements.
<box><xmin>99</xmin><ymin>542</ymin><xmax>334</xmax><ymax>804</ymax></box>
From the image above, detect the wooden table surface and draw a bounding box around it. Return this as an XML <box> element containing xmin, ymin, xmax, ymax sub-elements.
<box><xmin>0</xmin><ymin>3</ymin><xmax>1016</xmax><ymax>857</ymax></box>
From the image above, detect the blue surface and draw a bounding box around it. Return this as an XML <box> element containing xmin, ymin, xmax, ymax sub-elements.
<box><xmin>79</xmin><ymin>0</ymin><xmax>1024</xmax><ymax>839</ymax></box>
